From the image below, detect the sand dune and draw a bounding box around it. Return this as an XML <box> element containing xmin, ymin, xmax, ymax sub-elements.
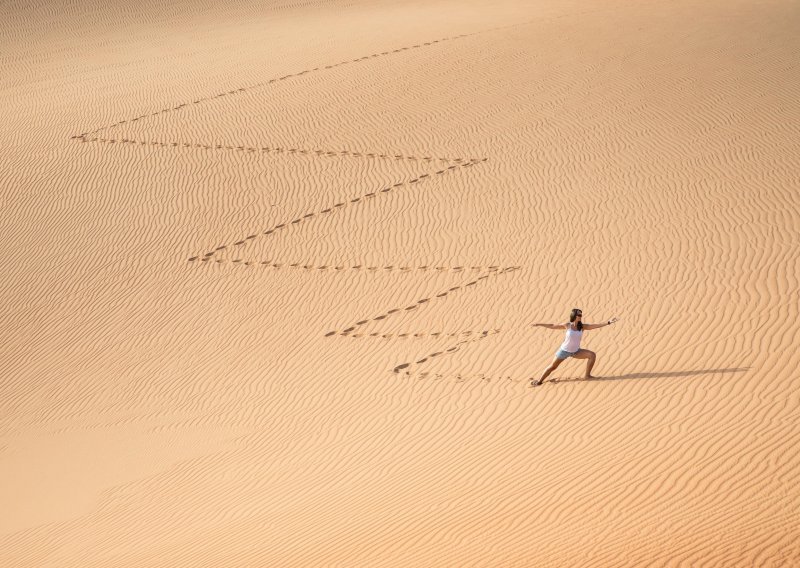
<box><xmin>2</xmin><ymin>0</ymin><xmax>800</xmax><ymax>565</ymax></box>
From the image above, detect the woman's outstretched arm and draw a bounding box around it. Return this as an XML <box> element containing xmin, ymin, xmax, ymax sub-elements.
<box><xmin>582</xmin><ymin>317</ymin><xmax>620</xmax><ymax>330</ymax></box>
<box><xmin>532</xmin><ymin>323</ymin><xmax>567</xmax><ymax>330</ymax></box>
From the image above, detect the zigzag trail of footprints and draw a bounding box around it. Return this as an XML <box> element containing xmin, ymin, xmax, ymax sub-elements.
<box><xmin>188</xmin><ymin>159</ymin><xmax>486</xmax><ymax>261</ymax></box>
<box><xmin>69</xmin><ymin>9</ymin><xmax>647</xmax><ymax>380</ymax></box>
<box><xmin>181</xmin><ymin>155</ymin><xmax>509</xmax><ymax>374</ymax></box>
<box><xmin>73</xmin><ymin>136</ymin><xmax>481</xmax><ymax>164</ymax></box>
<box><xmin>321</xmin><ymin>266</ymin><xmax>517</xmax><ymax>373</ymax></box>
<box><xmin>66</xmin><ymin>25</ymin><xmax>526</xmax><ymax>376</ymax></box>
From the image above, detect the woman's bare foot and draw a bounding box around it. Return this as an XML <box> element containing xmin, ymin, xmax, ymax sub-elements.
<box><xmin>584</xmin><ymin>374</ymin><xmax>598</xmax><ymax>380</ymax></box>
<box><xmin>530</xmin><ymin>378</ymin><xmax>545</xmax><ymax>387</ymax></box>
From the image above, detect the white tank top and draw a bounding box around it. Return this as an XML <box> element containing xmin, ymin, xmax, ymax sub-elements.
<box><xmin>560</xmin><ymin>324</ymin><xmax>583</xmax><ymax>353</ymax></box>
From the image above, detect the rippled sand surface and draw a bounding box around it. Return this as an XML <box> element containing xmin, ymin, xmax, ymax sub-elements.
<box><xmin>2</xmin><ymin>0</ymin><xmax>799</xmax><ymax>565</ymax></box>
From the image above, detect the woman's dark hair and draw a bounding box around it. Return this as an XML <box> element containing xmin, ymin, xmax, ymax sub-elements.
<box><xmin>569</xmin><ymin>308</ymin><xmax>583</xmax><ymax>331</ymax></box>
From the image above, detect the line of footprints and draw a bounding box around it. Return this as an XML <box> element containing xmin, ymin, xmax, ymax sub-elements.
<box><xmin>189</xmin><ymin>159</ymin><xmax>486</xmax><ymax>262</ymax></box>
<box><xmin>73</xmin><ymin>32</ymin><xmax>480</xmax><ymax>138</ymax></box>
<box><xmin>336</xmin><ymin>329</ymin><xmax>501</xmax><ymax>339</ymax></box>
<box><xmin>200</xmin><ymin>260</ymin><xmax>511</xmax><ymax>274</ymax></box>
<box><xmin>391</xmin><ymin>328</ymin><xmax>501</xmax><ymax>374</ymax></box>
<box><xmin>325</xmin><ymin>267</ymin><xmax>517</xmax><ymax>336</ymax></box>
<box><xmin>400</xmin><ymin>372</ymin><xmax>534</xmax><ymax>384</ymax></box>
<box><xmin>72</xmin><ymin>136</ymin><xmax>481</xmax><ymax>164</ymax></box>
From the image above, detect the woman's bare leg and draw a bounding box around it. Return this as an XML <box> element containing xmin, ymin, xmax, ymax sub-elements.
<box><xmin>532</xmin><ymin>356</ymin><xmax>564</xmax><ymax>386</ymax></box>
<box><xmin>573</xmin><ymin>349</ymin><xmax>597</xmax><ymax>379</ymax></box>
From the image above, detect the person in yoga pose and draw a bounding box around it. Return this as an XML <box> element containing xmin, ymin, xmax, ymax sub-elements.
<box><xmin>530</xmin><ymin>308</ymin><xmax>619</xmax><ymax>386</ymax></box>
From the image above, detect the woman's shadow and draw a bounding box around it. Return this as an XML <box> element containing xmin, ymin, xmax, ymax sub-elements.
<box><xmin>552</xmin><ymin>367</ymin><xmax>750</xmax><ymax>384</ymax></box>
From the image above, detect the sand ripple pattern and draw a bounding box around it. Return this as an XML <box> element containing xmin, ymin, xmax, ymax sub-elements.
<box><xmin>5</xmin><ymin>0</ymin><xmax>800</xmax><ymax>566</ymax></box>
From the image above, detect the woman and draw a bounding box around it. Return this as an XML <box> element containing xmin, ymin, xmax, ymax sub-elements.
<box><xmin>530</xmin><ymin>308</ymin><xmax>619</xmax><ymax>386</ymax></box>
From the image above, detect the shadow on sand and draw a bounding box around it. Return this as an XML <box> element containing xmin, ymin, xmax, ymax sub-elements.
<box><xmin>551</xmin><ymin>367</ymin><xmax>751</xmax><ymax>384</ymax></box>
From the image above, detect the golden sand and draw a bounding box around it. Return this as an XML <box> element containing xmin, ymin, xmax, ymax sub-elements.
<box><xmin>2</xmin><ymin>0</ymin><xmax>799</xmax><ymax>565</ymax></box>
